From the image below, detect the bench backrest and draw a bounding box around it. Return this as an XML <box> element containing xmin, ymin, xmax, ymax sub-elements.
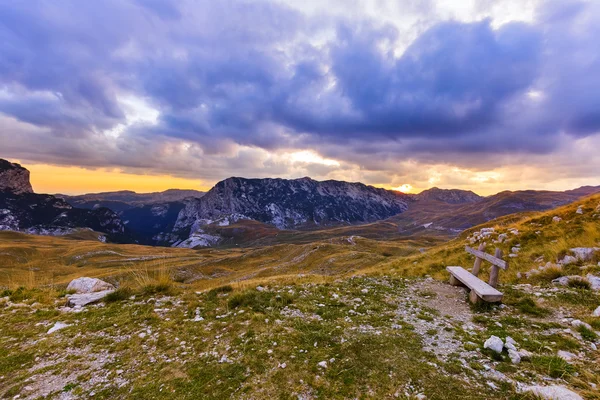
<box><xmin>464</xmin><ymin>244</ymin><xmax>508</xmax><ymax>288</ymax></box>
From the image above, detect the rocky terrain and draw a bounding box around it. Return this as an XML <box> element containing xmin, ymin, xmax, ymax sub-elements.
<box><xmin>59</xmin><ymin>189</ymin><xmax>205</xmax><ymax>211</ymax></box>
<box><xmin>0</xmin><ymin>160</ymin><xmax>125</xmax><ymax>239</ymax></box>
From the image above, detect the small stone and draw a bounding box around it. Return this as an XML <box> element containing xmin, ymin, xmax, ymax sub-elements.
<box><xmin>571</xmin><ymin>320</ymin><xmax>592</xmax><ymax>330</ymax></box>
<box><xmin>557</xmin><ymin>350</ymin><xmax>577</xmax><ymax>361</ymax></box>
<box><xmin>552</xmin><ymin>216</ymin><xmax>562</xmax><ymax>223</ymax></box>
<box><xmin>484</xmin><ymin>336</ymin><xmax>504</xmax><ymax>354</ymax></box>
<box><xmin>47</xmin><ymin>322</ymin><xmax>70</xmax><ymax>334</ymax></box>
<box><xmin>508</xmin><ymin>349</ymin><xmax>521</xmax><ymax>364</ymax></box>
<box><xmin>317</xmin><ymin>361</ymin><xmax>327</xmax><ymax>368</ymax></box>
<box><xmin>592</xmin><ymin>306</ymin><xmax>600</xmax><ymax>317</ymax></box>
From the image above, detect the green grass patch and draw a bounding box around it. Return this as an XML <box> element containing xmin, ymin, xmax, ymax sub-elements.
<box><xmin>531</xmin><ymin>356</ymin><xmax>575</xmax><ymax>378</ymax></box>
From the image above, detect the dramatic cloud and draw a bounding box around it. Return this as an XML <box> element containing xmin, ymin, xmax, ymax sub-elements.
<box><xmin>0</xmin><ymin>0</ymin><xmax>599</xmax><ymax>193</ymax></box>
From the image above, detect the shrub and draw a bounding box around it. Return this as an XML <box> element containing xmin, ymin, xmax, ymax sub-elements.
<box><xmin>105</xmin><ymin>287</ymin><xmax>134</xmax><ymax>303</ymax></box>
<box><xmin>515</xmin><ymin>298</ymin><xmax>550</xmax><ymax>317</ymax></box>
<box><xmin>227</xmin><ymin>290</ymin><xmax>292</xmax><ymax>312</ymax></box>
<box><xmin>531</xmin><ymin>356</ymin><xmax>575</xmax><ymax>378</ymax></box>
<box><xmin>577</xmin><ymin>325</ymin><xmax>598</xmax><ymax>341</ymax></box>
<box><xmin>568</xmin><ymin>279</ymin><xmax>591</xmax><ymax>290</ymax></box>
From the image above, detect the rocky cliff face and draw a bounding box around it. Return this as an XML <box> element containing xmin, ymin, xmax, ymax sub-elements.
<box><xmin>0</xmin><ymin>159</ymin><xmax>125</xmax><ymax>238</ymax></box>
<box><xmin>0</xmin><ymin>159</ymin><xmax>34</xmax><ymax>194</ymax></box>
<box><xmin>413</xmin><ymin>187</ymin><xmax>482</xmax><ymax>204</ymax></box>
<box><xmin>174</xmin><ymin>177</ymin><xmax>410</xmax><ymax>235</ymax></box>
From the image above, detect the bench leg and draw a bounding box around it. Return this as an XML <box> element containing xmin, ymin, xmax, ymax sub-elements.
<box><xmin>449</xmin><ymin>275</ymin><xmax>465</xmax><ymax>287</ymax></box>
<box><xmin>469</xmin><ymin>290</ymin><xmax>482</xmax><ymax>304</ymax></box>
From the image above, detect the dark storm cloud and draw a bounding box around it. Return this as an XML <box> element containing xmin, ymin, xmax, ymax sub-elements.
<box><xmin>0</xmin><ymin>0</ymin><xmax>599</xmax><ymax>178</ymax></box>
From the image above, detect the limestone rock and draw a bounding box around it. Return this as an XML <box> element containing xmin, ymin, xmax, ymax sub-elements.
<box><xmin>47</xmin><ymin>321</ymin><xmax>70</xmax><ymax>334</ymax></box>
<box><xmin>557</xmin><ymin>350</ymin><xmax>577</xmax><ymax>361</ymax></box>
<box><xmin>483</xmin><ymin>336</ymin><xmax>503</xmax><ymax>353</ymax></box>
<box><xmin>523</xmin><ymin>385</ymin><xmax>582</xmax><ymax>400</ymax></box>
<box><xmin>508</xmin><ymin>349</ymin><xmax>521</xmax><ymax>364</ymax></box>
<box><xmin>559</xmin><ymin>255</ymin><xmax>578</xmax><ymax>265</ymax></box>
<box><xmin>570</xmin><ymin>247</ymin><xmax>599</xmax><ymax>262</ymax></box>
<box><xmin>586</xmin><ymin>274</ymin><xmax>600</xmax><ymax>290</ymax></box>
<box><xmin>552</xmin><ymin>216</ymin><xmax>562</xmax><ymax>223</ymax></box>
<box><xmin>67</xmin><ymin>277</ymin><xmax>115</xmax><ymax>294</ymax></box>
<box><xmin>0</xmin><ymin>159</ymin><xmax>33</xmax><ymax>194</ymax></box>
<box><xmin>593</xmin><ymin>306</ymin><xmax>600</xmax><ymax>317</ymax></box>
<box><xmin>66</xmin><ymin>290</ymin><xmax>114</xmax><ymax>307</ymax></box>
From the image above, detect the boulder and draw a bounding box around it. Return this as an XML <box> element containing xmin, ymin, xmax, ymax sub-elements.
<box><xmin>559</xmin><ymin>255</ymin><xmax>578</xmax><ymax>266</ymax></box>
<box><xmin>483</xmin><ymin>336</ymin><xmax>503</xmax><ymax>354</ymax></box>
<box><xmin>523</xmin><ymin>385</ymin><xmax>582</xmax><ymax>400</ymax></box>
<box><xmin>570</xmin><ymin>247</ymin><xmax>599</xmax><ymax>262</ymax></box>
<box><xmin>66</xmin><ymin>290</ymin><xmax>114</xmax><ymax>307</ymax></box>
<box><xmin>586</xmin><ymin>274</ymin><xmax>600</xmax><ymax>290</ymax></box>
<box><xmin>67</xmin><ymin>277</ymin><xmax>115</xmax><ymax>294</ymax></box>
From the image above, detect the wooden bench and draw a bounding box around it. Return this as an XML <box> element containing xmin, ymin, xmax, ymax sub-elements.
<box><xmin>447</xmin><ymin>244</ymin><xmax>508</xmax><ymax>303</ymax></box>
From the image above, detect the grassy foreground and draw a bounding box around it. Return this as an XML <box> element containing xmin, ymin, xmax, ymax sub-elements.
<box><xmin>0</xmin><ymin>195</ymin><xmax>599</xmax><ymax>399</ymax></box>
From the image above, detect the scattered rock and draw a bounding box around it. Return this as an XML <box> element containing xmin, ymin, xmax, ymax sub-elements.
<box><xmin>317</xmin><ymin>361</ymin><xmax>327</xmax><ymax>368</ymax></box>
<box><xmin>593</xmin><ymin>306</ymin><xmax>600</xmax><ymax>317</ymax></box>
<box><xmin>67</xmin><ymin>277</ymin><xmax>115</xmax><ymax>294</ymax></box>
<box><xmin>508</xmin><ymin>349</ymin><xmax>521</xmax><ymax>364</ymax></box>
<box><xmin>571</xmin><ymin>320</ymin><xmax>592</xmax><ymax>330</ymax></box>
<box><xmin>47</xmin><ymin>322</ymin><xmax>70</xmax><ymax>334</ymax></box>
<box><xmin>557</xmin><ymin>350</ymin><xmax>577</xmax><ymax>361</ymax></box>
<box><xmin>483</xmin><ymin>336</ymin><xmax>503</xmax><ymax>354</ymax></box>
<box><xmin>576</xmin><ymin>207</ymin><xmax>583</xmax><ymax>215</ymax></box>
<box><xmin>552</xmin><ymin>216</ymin><xmax>562</xmax><ymax>223</ymax></box>
<box><xmin>523</xmin><ymin>385</ymin><xmax>583</xmax><ymax>400</ymax></box>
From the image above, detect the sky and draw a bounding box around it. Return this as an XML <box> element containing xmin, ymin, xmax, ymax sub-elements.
<box><xmin>1</xmin><ymin>0</ymin><xmax>600</xmax><ymax>195</ymax></box>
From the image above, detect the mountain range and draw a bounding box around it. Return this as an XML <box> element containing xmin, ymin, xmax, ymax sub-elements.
<box><xmin>1</xmin><ymin>158</ymin><xmax>599</xmax><ymax>248</ymax></box>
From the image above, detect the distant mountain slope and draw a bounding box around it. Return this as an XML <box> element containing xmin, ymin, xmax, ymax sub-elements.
<box><xmin>0</xmin><ymin>159</ymin><xmax>125</xmax><ymax>238</ymax></box>
<box><xmin>174</xmin><ymin>177</ymin><xmax>411</xmax><ymax>232</ymax></box>
<box><xmin>59</xmin><ymin>189</ymin><xmax>205</xmax><ymax>211</ymax></box>
<box><xmin>413</xmin><ymin>187</ymin><xmax>482</xmax><ymax>204</ymax></box>
<box><xmin>392</xmin><ymin>186</ymin><xmax>600</xmax><ymax>235</ymax></box>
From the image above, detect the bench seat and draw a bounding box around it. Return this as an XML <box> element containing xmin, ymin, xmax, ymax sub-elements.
<box><xmin>446</xmin><ymin>266</ymin><xmax>503</xmax><ymax>302</ymax></box>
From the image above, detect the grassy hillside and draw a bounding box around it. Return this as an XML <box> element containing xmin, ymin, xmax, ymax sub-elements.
<box><xmin>1</xmin><ymin>195</ymin><xmax>599</xmax><ymax>399</ymax></box>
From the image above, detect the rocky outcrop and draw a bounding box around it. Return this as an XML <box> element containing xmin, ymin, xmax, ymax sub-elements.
<box><xmin>0</xmin><ymin>159</ymin><xmax>33</xmax><ymax>194</ymax></box>
<box><xmin>414</xmin><ymin>187</ymin><xmax>482</xmax><ymax>204</ymax></box>
<box><xmin>175</xmin><ymin>177</ymin><xmax>410</xmax><ymax>232</ymax></box>
<box><xmin>0</xmin><ymin>158</ymin><xmax>126</xmax><ymax>238</ymax></box>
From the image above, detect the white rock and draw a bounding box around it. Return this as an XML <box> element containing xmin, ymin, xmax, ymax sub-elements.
<box><xmin>508</xmin><ymin>349</ymin><xmax>521</xmax><ymax>364</ymax></box>
<box><xmin>47</xmin><ymin>321</ymin><xmax>70</xmax><ymax>334</ymax></box>
<box><xmin>557</xmin><ymin>350</ymin><xmax>577</xmax><ymax>361</ymax></box>
<box><xmin>571</xmin><ymin>247</ymin><xmax>599</xmax><ymax>261</ymax></box>
<box><xmin>576</xmin><ymin>207</ymin><xmax>583</xmax><ymax>214</ymax></box>
<box><xmin>66</xmin><ymin>277</ymin><xmax>115</xmax><ymax>293</ymax></box>
<box><xmin>592</xmin><ymin>306</ymin><xmax>600</xmax><ymax>317</ymax></box>
<box><xmin>518</xmin><ymin>349</ymin><xmax>533</xmax><ymax>360</ymax></box>
<box><xmin>523</xmin><ymin>385</ymin><xmax>583</xmax><ymax>400</ymax></box>
<box><xmin>256</xmin><ymin>286</ymin><xmax>265</xmax><ymax>292</ymax></box>
<box><xmin>66</xmin><ymin>290</ymin><xmax>114</xmax><ymax>307</ymax></box>
<box><xmin>559</xmin><ymin>255</ymin><xmax>578</xmax><ymax>266</ymax></box>
<box><xmin>571</xmin><ymin>320</ymin><xmax>592</xmax><ymax>330</ymax></box>
<box><xmin>552</xmin><ymin>216</ymin><xmax>562</xmax><ymax>223</ymax></box>
<box><xmin>317</xmin><ymin>361</ymin><xmax>327</xmax><ymax>368</ymax></box>
<box><xmin>505</xmin><ymin>342</ymin><xmax>517</xmax><ymax>352</ymax></box>
<box><xmin>484</xmin><ymin>336</ymin><xmax>504</xmax><ymax>354</ymax></box>
<box><xmin>586</xmin><ymin>274</ymin><xmax>600</xmax><ymax>290</ymax></box>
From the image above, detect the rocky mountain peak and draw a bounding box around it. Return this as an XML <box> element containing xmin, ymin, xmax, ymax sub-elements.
<box><xmin>415</xmin><ymin>187</ymin><xmax>482</xmax><ymax>204</ymax></box>
<box><xmin>0</xmin><ymin>159</ymin><xmax>34</xmax><ymax>194</ymax></box>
